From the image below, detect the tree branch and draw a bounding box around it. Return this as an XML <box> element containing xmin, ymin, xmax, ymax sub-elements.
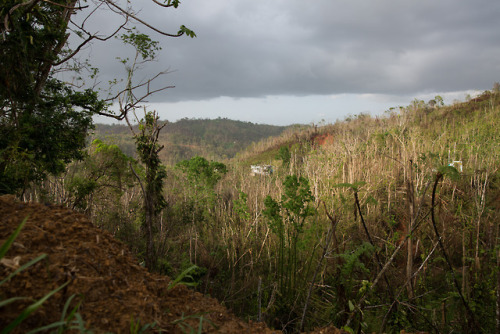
<box><xmin>354</xmin><ymin>191</ymin><xmax>394</xmax><ymax>299</ymax></box>
<box><xmin>129</xmin><ymin>161</ymin><xmax>145</xmax><ymax>197</ymax></box>
<box><xmin>300</xmin><ymin>203</ymin><xmax>338</xmax><ymax>331</ymax></box>
<box><xmin>104</xmin><ymin>0</ymin><xmax>185</xmax><ymax>37</ymax></box>
<box><xmin>431</xmin><ymin>172</ymin><xmax>478</xmax><ymax>330</ymax></box>
<box><xmin>2</xmin><ymin>0</ymin><xmax>40</xmax><ymax>37</ymax></box>
<box><xmin>42</xmin><ymin>0</ymin><xmax>88</xmax><ymax>10</ymax></box>
<box><xmin>55</xmin><ymin>15</ymin><xmax>129</xmax><ymax>66</ymax></box>
<box><xmin>150</xmin><ymin>0</ymin><xmax>177</xmax><ymax>7</ymax></box>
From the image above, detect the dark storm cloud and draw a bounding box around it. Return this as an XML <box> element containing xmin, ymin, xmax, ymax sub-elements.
<box><xmin>76</xmin><ymin>0</ymin><xmax>500</xmax><ymax>103</ymax></box>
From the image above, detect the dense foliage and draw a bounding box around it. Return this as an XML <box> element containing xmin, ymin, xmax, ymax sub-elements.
<box><xmin>0</xmin><ymin>0</ymin><xmax>193</xmax><ymax>195</ymax></box>
<box><xmin>0</xmin><ymin>1</ymin><xmax>105</xmax><ymax>194</ymax></box>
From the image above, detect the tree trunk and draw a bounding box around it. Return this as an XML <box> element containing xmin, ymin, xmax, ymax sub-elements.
<box><xmin>496</xmin><ymin>248</ymin><xmax>500</xmax><ymax>334</ymax></box>
<box><xmin>144</xmin><ymin>183</ymin><xmax>155</xmax><ymax>270</ymax></box>
<box><xmin>406</xmin><ymin>161</ymin><xmax>415</xmax><ymax>299</ymax></box>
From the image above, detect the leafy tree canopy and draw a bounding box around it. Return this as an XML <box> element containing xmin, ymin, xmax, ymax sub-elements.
<box><xmin>0</xmin><ymin>0</ymin><xmax>194</xmax><ymax>194</ymax></box>
<box><xmin>176</xmin><ymin>156</ymin><xmax>228</xmax><ymax>189</ymax></box>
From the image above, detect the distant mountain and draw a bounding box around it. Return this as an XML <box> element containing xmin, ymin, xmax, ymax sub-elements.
<box><xmin>91</xmin><ymin>118</ymin><xmax>292</xmax><ymax>165</ymax></box>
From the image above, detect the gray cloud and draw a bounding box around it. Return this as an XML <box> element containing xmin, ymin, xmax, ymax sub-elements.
<box><xmin>73</xmin><ymin>0</ymin><xmax>500</xmax><ymax>104</ymax></box>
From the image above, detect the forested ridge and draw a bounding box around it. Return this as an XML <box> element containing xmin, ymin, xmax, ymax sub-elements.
<box><xmin>92</xmin><ymin>118</ymin><xmax>291</xmax><ymax>165</ymax></box>
<box><xmin>3</xmin><ymin>88</ymin><xmax>499</xmax><ymax>333</ymax></box>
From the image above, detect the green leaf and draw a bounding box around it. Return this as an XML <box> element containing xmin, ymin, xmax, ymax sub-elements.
<box><xmin>1</xmin><ymin>281</ymin><xmax>70</xmax><ymax>334</ymax></box>
<box><xmin>348</xmin><ymin>300</ymin><xmax>355</xmax><ymax>312</ymax></box>
<box><xmin>333</xmin><ymin>181</ymin><xmax>366</xmax><ymax>192</ymax></box>
<box><xmin>0</xmin><ymin>254</ymin><xmax>47</xmax><ymax>286</ymax></box>
<box><xmin>438</xmin><ymin>165</ymin><xmax>460</xmax><ymax>181</ymax></box>
<box><xmin>25</xmin><ymin>321</ymin><xmax>68</xmax><ymax>334</ymax></box>
<box><xmin>342</xmin><ymin>325</ymin><xmax>355</xmax><ymax>334</ymax></box>
<box><xmin>0</xmin><ymin>297</ymin><xmax>28</xmax><ymax>308</ymax></box>
<box><xmin>0</xmin><ymin>216</ymin><xmax>29</xmax><ymax>259</ymax></box>
<box><xmin>364</xmin><ymin>195</ymin><xmax>378</xmax><ymax>206</ymax></box>
<box><xmin>61</xmin><ymin>294</ymin><xmax>81</xmax><ymax>322</ymax></box>
<box><xmin>178</xmin><ymin>25</ymin><xmax>196</xmax><ymax>38</ymax></box>
<box><xmin>168</xmin><ymin>265</ymin><xmax>200</xmax><ymax>290</ymax></box>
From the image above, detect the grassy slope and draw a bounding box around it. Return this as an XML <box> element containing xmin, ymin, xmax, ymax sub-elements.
<box><xmin>74</xmin><ymin>90</ymin><xmax>499</xmax><ymax>332</ymax></box>
<box><xmin>206</xmin><ymin>90</ymin><xmax>500</xmax><ymax>332</ymax></box>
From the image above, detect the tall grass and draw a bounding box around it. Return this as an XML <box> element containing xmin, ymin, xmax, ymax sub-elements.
<box><xmin>28</xmin><ymin>88</ymin><xmax>500</xmax><ymax>333</ymax></box>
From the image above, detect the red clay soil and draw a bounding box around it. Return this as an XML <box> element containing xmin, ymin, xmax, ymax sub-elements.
<box><xmin>310</xmin><ymin>133</ymin><xmax>334</xmax><ymax>147</ymax></box>
<box><xmin>0</xmin><ymin>195</ymin><xmax>346</xmax><ymax>333</ymax></box>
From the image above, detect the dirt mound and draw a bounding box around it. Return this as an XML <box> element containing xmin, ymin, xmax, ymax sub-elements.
<box><xmin>0</xmin><ymin>195</ymin><xmax>276</xmax><ymax>333</ymax></box>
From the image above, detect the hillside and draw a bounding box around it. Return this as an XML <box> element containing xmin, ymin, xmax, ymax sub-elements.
<box><xmin>13</xmin><ymin>87</ymin><xmax>500</xmax><ymax>333</ymax></box>
<box><xmin>0</xmin><ymin>195</ymin><xmax>350</xmax><ymax>333</ymax></box>
<box><xmin>92</xmin><ymin>118</ymin><xmax>292</xmax><ymax>165</ymax></box>
<box><xmin>205</xmin><ymin>89</ymin><xmax>500</xmax><ymax>332</ymax></box>
<box><xmin>237</xmin><ymin>90</ymin><xmax>500</xmax><ymax>169</ymax></box>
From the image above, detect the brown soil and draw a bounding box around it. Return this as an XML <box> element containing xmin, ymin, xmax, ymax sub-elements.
<box><xmin>310</xmin><ymin>133</ymin><xmax>334</xmax><ymax>147</ymax></box>
<box><xmin>0</xmin><ymin>195</ymin><xmax>346</xmax><ymax>333</ymax></box>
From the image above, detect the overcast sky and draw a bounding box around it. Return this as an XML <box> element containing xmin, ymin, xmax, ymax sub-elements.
<box><xmin>82</xmin><ymin>0</ymin><xmax>500</xmax><ymax>125</ymax></box>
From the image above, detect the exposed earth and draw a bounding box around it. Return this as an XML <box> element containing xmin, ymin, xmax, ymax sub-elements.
<box><xmin>0</xmin><ymin>195</ymin><xmax>345</xmax><ymax>333</ymax></box>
